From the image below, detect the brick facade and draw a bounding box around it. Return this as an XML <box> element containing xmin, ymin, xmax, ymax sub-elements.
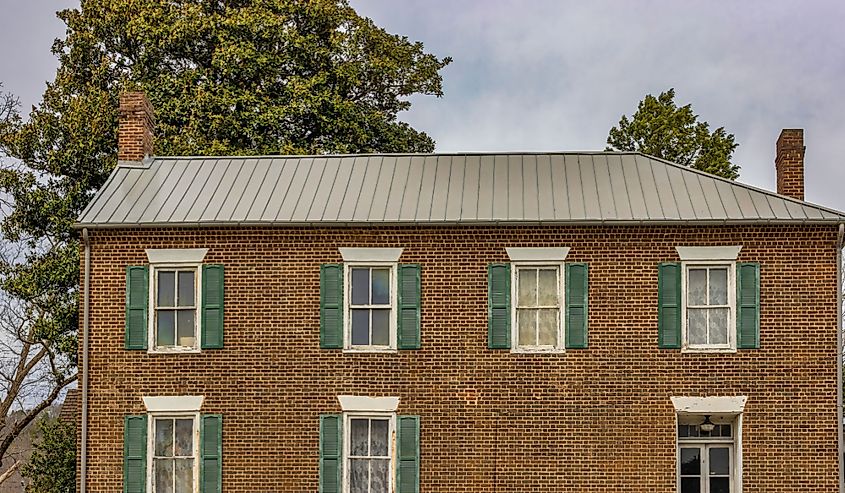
<box><xmin>80</xmin><ymin>224</ymin><xmax>838</xmax><ymax>492</ymax></box>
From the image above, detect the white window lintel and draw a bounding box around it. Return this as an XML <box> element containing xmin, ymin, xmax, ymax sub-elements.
<box><xmin>671</xmin><ymin>396</ymin><xmax>747</xmax><ymax>415</ymax></box>
<box><xmin>506</xmin><ymin>247</ymin><xmax>570</xmax><ymax>262</ymax></box>
<box><xmin>338</xmin><ymin>395</ymin><xmax>399</xmax><ymax>412</ymax></box>
<box><xmin>339</xmin><ymin>248</ymin><xmax>403</xmax><ymax>263</ymax></box>
<box><xmin>145</xmin><ymin>248</ymin><xmax>209</xmax><ymax>264</ymax></box>
<box><xmin>142</xmin><ymin>395</ymin><xmax>204</xmax><ymax>412</ymax></box>
<box><xmin>675</xmin><ymin>246</ymin><xmax>742</xmax><ymax>261</ymax></box>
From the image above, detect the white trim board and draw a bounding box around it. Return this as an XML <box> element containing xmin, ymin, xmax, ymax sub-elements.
<box><xmin>675</xmin><ymin>246</ymin><xmax>742</xmax><ymax>261</ymax></box>
<box><xmin>142</xmin><ymin>396</ymin><xmax>204</xmax><ymax>412</ymax></box>
<box><xmin>506</xmin><ymin>247</ymin><xmax>570</xmax><ymax>262</ymax></box>
<box><xmin>339</xmin><ymin>248</ymin><xmax>403</xmax><ymax>262</ymax></box>
<box><xmin>145</xmin><ymin>248</ymin><xmax>209</xmax><ymax>264</ymax></box>
<box><xmin>671</xmin><ymin>396</ymin><xmax>747</xmax><ymax>415</ymax></box>
<box><xmin>337</xmin><ymin>395</ymin><xmax>399</xmax><ymax>412</ymax></box>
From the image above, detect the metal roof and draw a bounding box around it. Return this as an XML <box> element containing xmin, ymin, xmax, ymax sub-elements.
<box><xmin>76</xmin><ymin>152</ymin><xmax>845</xmax><ymax>228</ymax></box>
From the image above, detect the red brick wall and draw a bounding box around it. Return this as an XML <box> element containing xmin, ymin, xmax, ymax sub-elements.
<box><xmin>79</xmin><ymin>225</ymin><xmax>839</xmax><ymax>492</ymax></box>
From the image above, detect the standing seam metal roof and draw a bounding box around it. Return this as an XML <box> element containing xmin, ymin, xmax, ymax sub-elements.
<box><xmin>76</xmin><ymin>152</ymin><xmax>845</xmax><ymax>227</ymax></box>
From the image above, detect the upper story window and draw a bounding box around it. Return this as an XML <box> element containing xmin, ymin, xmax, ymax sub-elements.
<box><xmin>153</xmin><ymin>267</ymin><xmax>199</xmax><ymax>351</ymax></box>
<box><xmin>514</xmin><ymin>264</ymin><xmax>563</xmax><ymax>351</ymax></box>
<box><xmin>487</xmin><ymin>247</ymin><xmax>588</xmax><ymax>352</ymax></box>
<box><xmin>125</xmin><ymin>248</ymin><xmax>225</xmax><ymax>352</ymax></box>
<box><xmin>684</xmin><ymin>264</ymin><xmax>734</xmax><ymax>350</ymax></box>
<box><xmin>659</xmin><ymin>247</ymin><xmax>760</xmax><ymax>352</ymax></box>
<box><xmin>348</xmin><ymin>265</ymin><xmax>395</xmax><ymax>348</ymax></box>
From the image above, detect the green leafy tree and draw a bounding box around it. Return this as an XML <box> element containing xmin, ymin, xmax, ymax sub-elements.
<box><xmin>606</xmin><ymin>88</ymin><xmax>740</xmax><ymax>179</ymax></box>
<box><xmin>0</xmin><ymin>0</ymin><xmax>449</xmax><ymax>478</ymax></box>
<box><xmin>22</xmin><ymin>416</ymin><xmax>75</xmax><ymax>493</ymax></box>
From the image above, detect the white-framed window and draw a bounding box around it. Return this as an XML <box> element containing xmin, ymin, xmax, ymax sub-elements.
<box><xmin>682</xmin><ymin>262</ymin><xmax>736</xmax><ymax>351</ymax></box>
<box><xmin>344</xmin><ymin>413</ymin><xmax>395</xmax><ymax>493</ymax></box>
<box><xmin>512</xmin><ymin>263</ymin><xmax>564</xmax><ymax>352</ymax></box>
<box><xmin>150</xmin><ymin>265</ymin><xmax>201</xmax><ymax>352</ymax></box>
<box><xmin>148</xmin><ymin>412</ymin><xmax>199</xmax><ymax>493</ymax></box>
<box><xmin>344</xmin><ymin>263</ymin><xmax>397</xmax><ymax>351</ymax></box>
<box><xmin>677</xmin><ymin>415</ymin><xmax>738</xmax><ymax>493</ymax></box>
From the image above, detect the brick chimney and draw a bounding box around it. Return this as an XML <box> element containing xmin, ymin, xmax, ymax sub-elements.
<box><xmin>775</xmin><ymin>128</ymin><xmax>805</xmax><ymax>201</ymax></box>
<box><xmin>118</xmin><ymin>92</ymin><xmax>155</xmax><ymax>162</ymax></box>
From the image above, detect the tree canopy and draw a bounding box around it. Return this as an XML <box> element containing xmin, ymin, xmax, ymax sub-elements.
<box><xmin>606</xmin><ymin>88</ymin><xmax>740</xmax><ymax>180</ymax></box>
<box><xmin>0</xmin><ymin>0</ymin><xmax>450</xmax><ymax>478</ymax></box>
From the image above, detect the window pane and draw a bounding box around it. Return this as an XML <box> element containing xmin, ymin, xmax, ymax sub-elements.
<box><xmin>371</xmin><ymin>309</ymin><xmax>390</xmax><ymax>346</ymax></box>
<box><xmin>176</xmin><ymin>310</ymin><xmax>196</xmax><ymax>347</ymax></box>
<box><xmin>174</xmin><ymin>458</ymin><xmax>193</xmax><ymax>493</ymax></box>
<box><xmin>177</xmin><ymin>271</ymin><xmax>195</xmax><ymax>307</ymax></box>
<box><xmin>537</xmin><ymin>309</ymin><xmax>558</xmax><ymax>346</ymax></box>
<box><xmin>709</xmin><ymin>478</ymin><xmax>729</xmax><ymax>493</ymax></box>
<box><xmin>517</xmin><ymin>269</ymin><xmax>537</xmax><ymax>306</ymax></box>
<box><xmin>681</xmin><ymin>477</ymin><xmax>701</xmax><ymax>493</ymax></box>
<box><xmin>537</xmin><ymin>269</ymin><xmax>558</xmax><ymax>306</ymax></box>
<box><xmin>154</xmin><ymin>459</ymin><xmax>174</xmax><ymax>493</ymax></box>
<box><xmin>678</xmin><ymin>424</ymin><xmax>689</xmax><ymax>438</ymax></box>
<box><xmin>351</xmin><ymin>310</ymin><xmax>370</xmax><ymax>346</ymax></box>
<box><xmin>157</xmin><ymin>311</ymin><xmax>176</xmax><ymax>347</ymax></box>
<box><xmin>350</xmin><ymin>419</ymin><xmax>369</xmax><ymax>456</ymax></box>
<box><xmin>370</xmin><ymin>419</ymin><xmax>389</xmax><ymax>456</ymax></box>
<box><xmin>174</xmin><ymin>419</ymin><xmax>193</xmax><ymax>456</ymax></box>
<box><xmin>708</xmin><ymin>308</ymin><xmax>729</xmax><ymax>345</ymax></box>
<box><xmin>680</xmin><ymin>448</ymin><xmax>701</xmax><ymax>475</ymax></box>
<box><xmin>371</xmin><ymin>459</ymin><xmax>390</xmax><ymax>493</ymax></box>
<box><xmin>371</xmin><ymin>269</ymin><xmax>390</xmax><ymax>305</ymax></box>
<box><xmin>158</xmin><ymin>271</ymin><xmax>175</xmax><ymax>307</ymax></box>
<box><xmin>687</xmin><ymin>309</ymin><xmax>707</xmax><ymax>345</ymax></box>
<box><xmin>687</xmin><ymin>269</ymin><xmax>707</xmax><ymax>305</ymax></box>
<box><xmin>351</xmin><ymin>268</ymin><xmax>370</xmax><ymax>305</ymax></box>
<box><xmin>517</xmin><ymin>309</ymin><xmax>536</xmax><ymax>346</ymax></box>
<box><xmin>155</xmin><ymin>419</ymin><xmax>174</xmax><ymax>456</ymax></box>
<box><xmin>708</xmin><ymin>268</ymin><xmax>728</xmax><ymax>305</ymax></box>
<box><xmin>350</xmin><ymin>459</ymin><xmax>368</xmax><ymax>493</ymax></box>
<box><xmin>709</xmin><ymin>447</ymin><xmax>730</xmax><ymax>475</ymax></box>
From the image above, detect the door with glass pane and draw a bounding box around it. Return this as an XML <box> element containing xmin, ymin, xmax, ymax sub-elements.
<box><xmin>679</xmin><ymin>445</ymin><xmax>732</xmax><ymax>493</ymax></box>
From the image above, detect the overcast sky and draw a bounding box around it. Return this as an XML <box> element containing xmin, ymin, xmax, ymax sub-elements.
<box><xmin>1</xmin><ymin>1</ymin><xmax>844</xmax><ymax>209</ymax></box>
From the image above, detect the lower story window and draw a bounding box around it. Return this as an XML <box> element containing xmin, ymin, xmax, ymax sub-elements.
<box><xmin>678</xmin><ymin>415</ymin><xmax>736</xmax><ymax>493</ymax></box>
<box><xmin>347</xmin><ymin>415</ymin><xmax>392</xmax><ymax>493</ymax></box>
<box><xmin>152</xmin><ymin>415</ymin><xmax>197</xmax><ymax>493</ymax></box>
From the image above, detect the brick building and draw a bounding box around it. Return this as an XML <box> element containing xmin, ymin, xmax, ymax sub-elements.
<box><xmin>75</xmin><ymin>93</ymin><xmax>845</xmax><ymax>492</ymax></box>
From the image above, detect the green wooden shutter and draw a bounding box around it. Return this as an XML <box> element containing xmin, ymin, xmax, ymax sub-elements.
<box><xmin>200</xmin><ymin>414</ymin><xmax>223</xmax><ymax>493</ymax></box>
<box><xmin>201</xmin><ymin>265</ymin><xmax>225</xmax><ymax>349</ymax></box>
<box><xmin>398</xmin><ymin>264</ymin><xmax>422</xmax><ymax>349</ymax></box>
<box><xmin>123</xmin><ymin>415</ymin><xmax>147</xmax><ymax>493</ymax></box>
<box><xmin>319</xmin><ymin>414</ymin><xmax>342</xmax><ymax>493</ymax></box>
<box><xmin>396</xmin><ymin>416</ymin><xmax>420</xmax><ymax>493</ymax></box>
<box><xmin>737</xmin><ymin>262</ymin><xmax>760</xmax><ymax>349</ymax></box>
<box><xmin>488</xmin><ymin>263</ymin><xmax>511</xmax><ymax>349</ymax></box>
<box><xmin>320</xmin><ymin>265</ymin><xmax>344</xmax><ymax>349</ymax></box>
<box><xmin>565</xmin><ymin>263</ymin><xmax>589</xmax><ymax>349</ymax></box>
<box><xmin>658</xmin><ymin>262</ymin><xmax>682</xmax><ymax>349</ymax></box>
<box><xmin>125</xmin><ymin>266</ymin><xmax>148</xmax><ymax>350</ymax></box>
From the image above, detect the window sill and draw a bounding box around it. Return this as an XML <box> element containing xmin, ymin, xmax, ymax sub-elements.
<box><xmin>681</xmin><ymin>346</ymin><xmax>737</xmax><ymax>354</ymax></box>
<box><xmin>342</xmin><ymin>348</ymin><xmax>398</xmax><ymax>354</ymax></box>
<box><xmin>148</xmin><ymin>347</ymin><xmax>201</xmax><ymax>355</ymax></box>
<box><xmin>510</xmin><ymin>347</ymin><xmax>565</xmax><ymax>354</ymax></box>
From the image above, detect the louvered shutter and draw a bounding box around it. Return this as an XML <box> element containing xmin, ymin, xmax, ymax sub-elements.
<box><xmin>565</xmin><ymin>263</ymin><xmax>589</xmax><ymax>349</ymax></box>
<box><xmin>123</xmin><ymin>415</ymin><xmax>147</xmax><ymax>493</ymax></box>
<box><xmin>320</xmin><ymin>265</ymin><xmax>344</xmax><ymax>349</ymax></box>
<box><xmin>736</xmin><ymin>262</ymin><xmax>760</xmax><ymax>349</ymax></box>
<box><xmin>488</xmin><ymin>264</ymin><xmax>511</xmax><ymax>349</ymax></box>
<box><xmin>396</xmin><ymin>416</ymin><xmax>420</xmax><ymax>493</ymax></box>
<box><xmin>200</xmin><ymin>414</ymin><xmax>223</xmax><ymax>493</ymax></box>
<box><xmin>658</xmin><ymin>262</ymin><xmax>682</xmax><ymax>349</ymax></box>
<box><xmin>398</xmin><ymin>264</ymin><xmax>421</xmax><ymax>349</ymax></box>
<box><xmin>319</xmin><ymin>415</ymin><xmax>342</xmax><ymax>493</ymax></box>
<box><xmin>125</xmin><ymin>266</ymin><xmax>148</xmax><ymax>350</ymax></box>
<box><xmin>201</xmin><ymin>265</ymin><xmax>224</xmax><ymax>349</ymax></box>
